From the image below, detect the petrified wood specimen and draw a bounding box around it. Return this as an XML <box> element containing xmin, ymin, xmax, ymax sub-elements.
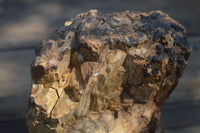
<box><xmin>27</xmin><ymin>9</ymin><xmax>191</xmax><ymax>133</ymax></box>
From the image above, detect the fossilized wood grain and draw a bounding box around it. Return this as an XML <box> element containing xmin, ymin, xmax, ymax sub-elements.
<box><xmin>27</xmin><ymin>9</ymin><xmax>191</xmax><ymax>133</ymax></box>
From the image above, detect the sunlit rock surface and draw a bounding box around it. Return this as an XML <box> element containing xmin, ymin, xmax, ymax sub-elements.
<box><xmin>26</xmin><ymin>9</ymin><xmax>191</xmax><ymax>133</ymax></box>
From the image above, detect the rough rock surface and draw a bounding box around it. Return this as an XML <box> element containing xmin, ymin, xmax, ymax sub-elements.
<box><xmin>26</xmin><ymin>9</ymin><xmax>191</xmax><ymax>133</ymax></box>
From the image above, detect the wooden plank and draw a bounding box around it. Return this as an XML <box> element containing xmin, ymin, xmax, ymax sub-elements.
<box><xmin>160</xmin><ymin>101</ymin><xmax>200</xmax><ymax>129</ymax></box>
<box><xmin>0</xmin><ymin>50</ymin><xmax>35</xmax><ymax>121</ymax></box>
<box><xmin>164</xmin><ymin>126</ymin><xmax>200</xmax><ymax>133</ymax></box>
<box><xmin>0</xmin><ymin>120</ymin><xmax>28</xmax><ymax>133</ymax></box>
<box><xmin>0</xmin><ymin>0</ymin><xmax>200</xmax><ymax>49</ymax></box>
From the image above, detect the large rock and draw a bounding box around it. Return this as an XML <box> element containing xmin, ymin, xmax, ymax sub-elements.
<box><xmin>26</xmin><ymin>9</ymin><xmax>191</xmax><ymax>133</ymax></box>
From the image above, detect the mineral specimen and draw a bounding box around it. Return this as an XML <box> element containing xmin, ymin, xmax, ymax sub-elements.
<box><xmin>26</xmin><ymin>9</ymin><xmax>191</xmax><ymax>133</ymax></box>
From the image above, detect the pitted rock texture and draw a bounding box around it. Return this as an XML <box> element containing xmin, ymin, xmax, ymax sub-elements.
<box><xmin>26</xmin><ymin>9</ymin><xmax>191</xmax><ymax>133</ymax></box>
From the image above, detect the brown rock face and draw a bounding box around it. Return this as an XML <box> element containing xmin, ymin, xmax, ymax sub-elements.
<box><xmin>26</xmin><ymin>9</ymin><xmax>191</xmax><ymax>133</ymax></box>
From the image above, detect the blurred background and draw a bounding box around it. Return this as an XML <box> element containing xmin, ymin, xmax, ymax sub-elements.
<box><xmin>0</xmin><ymin>0</ymin><xmax>200</xmax><ymax>133</ymax></box>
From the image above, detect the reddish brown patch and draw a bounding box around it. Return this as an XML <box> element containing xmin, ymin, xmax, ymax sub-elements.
<box><xmin>31</xmin><ymin>88</ymin><xmax>37</xmax><ymax>94</ymax></box>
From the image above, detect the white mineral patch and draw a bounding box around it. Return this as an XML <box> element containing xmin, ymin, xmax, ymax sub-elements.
<box><xmin>135</xmin><ymin>49</ymin><xmax>141</xmax><ymax>55</ymax></box>
<box><xmin>93</xmin><ymin>73</ymin><xmax>99</xmax><ymax>76</ymax></box>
